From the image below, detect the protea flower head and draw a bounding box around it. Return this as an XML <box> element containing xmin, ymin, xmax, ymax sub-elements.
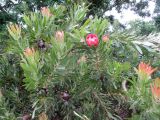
<box><xmin>24</xmin><ymin>47</ymin><xmax>35</xmax><ymax>57</ymax></box>
<box><xmin>41</xmin><ymin>7</ymin><xmax>52</xmax><ymax>17</ymax></box>
<box><xmin>136</xmin><ymin>62</ymin><xmax>157</xmax><ymax>80</ymax></box>
<box><xmin>86</xmin><ymin>33</ymin><xmax>99</xmax><ymax>47</ymax></box>
<box><xmin>7</xmin><ymin>24</ymin><xmax>21</xmax><ymax>40</ymax></box>
<box><xmin>38</xmin><ymin>112</ymin><xmax>48</xmax><ymax>120</ymax></box>
<box><xmin>55</xmin><ymin>31</ymin><xmax>64</xmax><ymax>42</ymax></box>
<box><xmin>102</xmin><ymin>34</ymin><xmax>109</xmax><ymax>42</ymax></box>
<box><xmin>151</xmin><ymin>82</ymin><xmax>160</xmax><ymax>101</ymax></box>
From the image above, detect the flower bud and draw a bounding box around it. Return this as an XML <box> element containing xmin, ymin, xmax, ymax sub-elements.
<box><xmin>55</xmin><ymin>31</ymin><xmax>64</xmax><ymax>42</ymax></box>
<box><xmin>7</xmin><ymin>24</ymin><xmax>21</xmax><ymax>40</ymax></box>
<box><xmin>41</xmin><ymin>7</ymin><xmax>52</xmax><ymax>17</ymax></box>
<box><xmin>37</xmin><ymin>40</ymin><xmax>45</xmax><ymax>48</ymax></box>
<box><xmin>24</xmin><ymin>47</ymin><xmax>35</xmax><ymax>57</ymax></box>
<box><xmin>151</xmin><ymin>84</ymin><xmax>160</xmax><ymax>101</ymax></box>
<box><xmin>38</xmin><ymin>112</ymin><xmax>48</xmax><ymax>120</ymax></box>
<box><xmin>102</xmin><ymin>34</ymin><xmax>109</xmax><ymax>42</ymax></box>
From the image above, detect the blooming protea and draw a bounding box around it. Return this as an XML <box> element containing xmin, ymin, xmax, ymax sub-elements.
<box><xmin>151</xmin><ymin>84</ymin><xmax>160</xmax><ymax>101</ymax></box>
<box><xmin>136</xmin><ymin>62</ymin><xmax>157</xmax><ymax>80</ymax></box>
<box><xmin>151</xmin><ymin>78</ymin><xmax>160</xmax><ymax>102</ymax></box>
<box><xmin>138</xmin><ymin>62</ymin><xmax>157</xmax><ymax>76</ymax></box>
<box><xmin>86</xmin><ymin>33</ymin><xmax>99</xmax><ymax>47</ymax></box>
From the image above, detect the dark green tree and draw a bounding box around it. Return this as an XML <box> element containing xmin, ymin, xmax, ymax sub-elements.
<box><xmin>154</xmin><ymin>0</ymin><xmax>160</xmax><ymax>31</ymax></box>
<box><xmin>0</xmin><ymin>0</ymin><xmax>151</xmax><ymax>28</ymax></box>
<box><xmin>0</xmin><ymin>0</ymin><xmax>61</xmax><ymax>27</ymax></box>
<box><xmin>128</xmin><ymin>20</ymin><xmax>156</xmax><ymax>36</ymax></box>
<box><xmin>85</xmin><ymin>0</ymin><xmax>150</xmax><ymax>17</ymax></box>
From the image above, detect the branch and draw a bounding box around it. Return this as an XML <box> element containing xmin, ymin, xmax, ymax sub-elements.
<box><xmin>0</xmin><ymin>4</ymin><xmax>8</xmax><ymax>14</ymax></box>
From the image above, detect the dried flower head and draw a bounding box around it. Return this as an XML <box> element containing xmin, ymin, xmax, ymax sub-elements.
<box><xmin>77</xmin><ymin>55</ymin><xmax>86</xmax><ymax>64</ymax></box>
<box><xmin>60</xmin><ymin>91</ymin><xmax>70</xmax><ymax>101</ymax></box>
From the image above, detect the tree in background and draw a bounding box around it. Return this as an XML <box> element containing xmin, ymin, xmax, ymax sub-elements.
<box><xmin>0</xmin><ymin>0</ymin><xmax>61</xmax><ymax>28</ymax></box>
<box><xmin>154</xmin><ymin>0</ymin><xmax>160</xmax><ymax>31</ymax></box>
<box><xmin>128</xmin><ymin>20</ymin><xmax>156</xmax><ymax>36</ymax></box>
<box><xmin>154</xmin><ymin>0</ymin><xmax>160</xmax><ymax>14</ymax></box>
<box><xmin>0</xmin><ymin>0</ymin><xmax>152</xmax><ymax>28</ymax></box>
<box><xmin>85</xmin><ymin>0</ymin><xmax>150</xmax><ymax>17</ymax></box>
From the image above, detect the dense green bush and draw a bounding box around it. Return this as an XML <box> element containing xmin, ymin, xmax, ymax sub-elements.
<box><xmin>0</xmin><ymin>3</ymin><xmax>160</xmax><ymax>120</ymax></box>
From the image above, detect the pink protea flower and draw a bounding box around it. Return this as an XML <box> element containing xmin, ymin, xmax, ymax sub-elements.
<box><xmin>41</xmin><ymin>7</ymin><xmax>52</xmax><ymax>17</ymax></box>
<box><xmin>138</xmin><ymin>62</ymin><xmax>157</xmax><ymax>76</ymax></box>
<box><xmin>86</xmin><ymin>33</ymin><xmax>99</xmax><ymax>47</ymax></box>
